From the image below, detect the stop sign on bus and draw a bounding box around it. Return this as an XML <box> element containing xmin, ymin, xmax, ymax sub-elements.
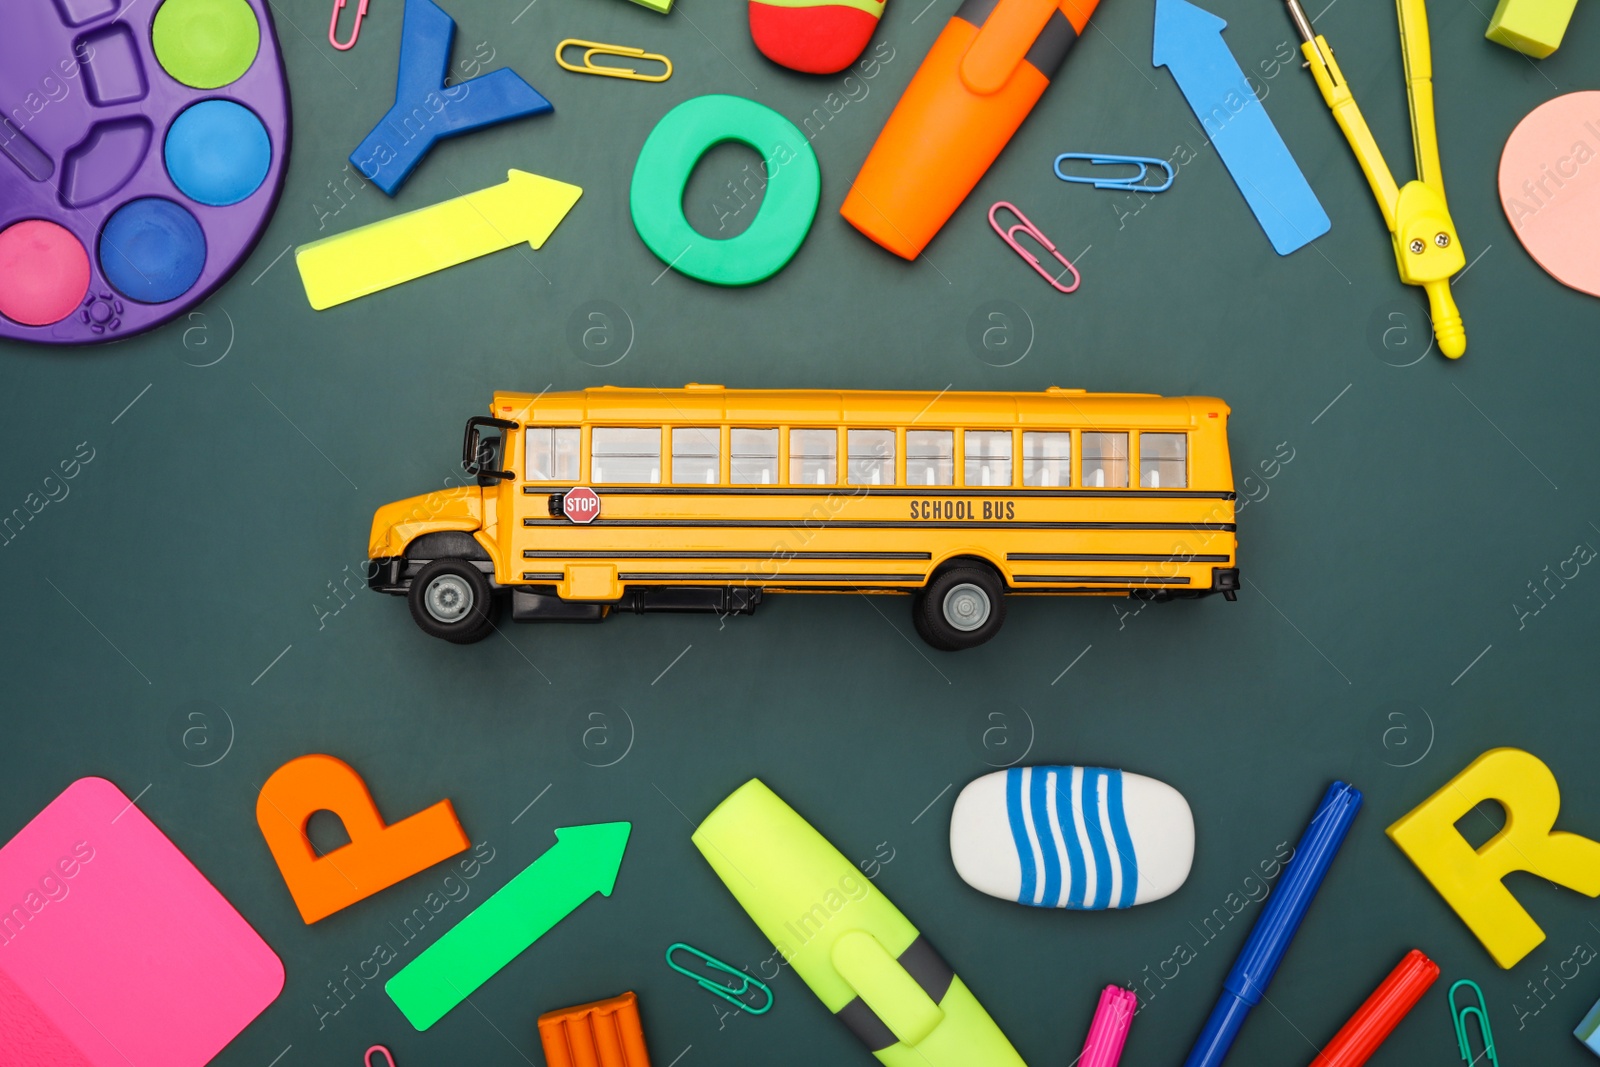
<box><xmin>563</xmin><ymin>487</ymin><xmax>600</xmax><ymax>524</ymax></box>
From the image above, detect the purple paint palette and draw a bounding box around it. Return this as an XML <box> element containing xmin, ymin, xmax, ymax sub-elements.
<box><xmin>0</xmin><ymin>0</ymin><xmax>290</xmax><ymax>345</ymax></box>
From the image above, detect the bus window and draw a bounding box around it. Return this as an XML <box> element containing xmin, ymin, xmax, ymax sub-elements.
<box><xmin>906</xmin><ymin>430</ymin><xmax>954</xmax><ymax>486</ymax></box>
<box><xmin>790</xmin><ymin>429</ymin><xmax>837</xmax><ymax>485</ymax></box>
<box><xmin>592</xmin><ymin>427</ymin><xmax>662</xmax><ymax>483</ymax></box>
<box><xmin>672</xmin><ymin>426</ymin><xmax>721</xmax><ymax>484</ymax></box>
<box><xmin>847</xmin><ymin>429</ymin><xmax>896</xmax><ymax>485</ymax></box>
<box><xmin>526</xmin><ymin>427</ymin><xmax>580</xmax><ymax>482</ymax></box>
<box><xmin>731</xmin><ymin>428</ymin><xmax>778</xmax><ymax>484</ymax></box>
<box><xmin>1082</xmin><ymin>432</ymin><xmax>1129</xmax><ymax>488</ymax></box>
<box><xmin>964</xmin><ymin>431</ymin><xmax>1012</xmax><ymax>486</ymax></box>
<box><xmin>1139</xmin><ymin>433</ymin><xmax>1187</xmax><ymax>488</ymax></box>
<box><xmin>1022</xmin><ymin>432</ymin><xmax>1072</xmax><ymax>487</ymax></box>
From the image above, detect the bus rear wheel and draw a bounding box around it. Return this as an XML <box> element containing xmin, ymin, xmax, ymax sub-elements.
<box><xmin>914</xmin><ymin>565</ymin><xmax>1006</xmax><ymax>651</ymax></box>
<box><xmin>408</xmin><ymin>559</ymin><xmax>497</xmax><ymax>644</ymax></box>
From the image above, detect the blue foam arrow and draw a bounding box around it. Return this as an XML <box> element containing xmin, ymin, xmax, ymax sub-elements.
<box><xmin>1153</xmin><ymin>0</ymin><xmax>1329</xmax><ymax>255</ymax></box>
<box><xmin>350</xmin><ymin>0</ymin><xmax>553</xmax><ymax>196</ymax></box>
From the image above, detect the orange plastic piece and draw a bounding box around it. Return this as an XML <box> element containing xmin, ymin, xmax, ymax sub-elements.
<box><xmin>842</xmin><ymin>0</ymin><xmax>1101</xmax><ymax>258</ymax></box>
<box><xmin>255</xmin><ymin>754</ymin><xmax>470</xmax><ymax>924</ymax></box>
<box><xmin>961</xmin><ymin>0</ymin><xmax>1061</xmax><ymax>94</ymax></box>
<box><xmin>841</xmin><ymin>8</ymin><xmax>1046</xmax><ymax>259</ymax></box>
<box><xmin>538</xmin><ymin>991</ymin><xmax>652</xmax><ymax>1067</ymax></box>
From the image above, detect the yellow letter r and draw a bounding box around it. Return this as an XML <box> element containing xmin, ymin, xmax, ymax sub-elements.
<box><xmin>1387</xmin><ymin>747</ymin><xmax>1600</xmax><ymax>968</ymax></box>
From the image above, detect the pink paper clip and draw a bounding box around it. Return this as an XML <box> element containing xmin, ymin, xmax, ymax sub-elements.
<box><xmin>987</xmin><ymin>201</ymin><xmax>1081</xmax><ymax>293</ymax></box>
<box><xmin>330</xmin><ymin>0</ymin><xmax>370</xmax><ymax>50</ymax></box>
<box><xmin>1079</xmin><ymin>985</ymin><xmax>1137</xmax><ymax>1067</ymax></box>
<box><xmin>364</xmin><ymin>1046</ymin><xmax>396</xmax><ymax>1067</ymax></box>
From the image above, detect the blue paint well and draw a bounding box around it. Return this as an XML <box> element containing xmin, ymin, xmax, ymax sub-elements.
<box><xmin>100</xmin><ymin>198</ymin><xmax>207</xmax><ymax>303</ymax></box>
<box><xmin>165</xmin><ymin>100</ymin><xmax>271</xmax><ymax>207</ymax></box>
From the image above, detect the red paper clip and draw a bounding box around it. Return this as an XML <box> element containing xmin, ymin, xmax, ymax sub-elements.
<box><xmin>330</xmin><ymin>0</ymin><xmax>370</xmax><ymax>50</ymax></box>
<box><xmin>988</xmin><ymin>201</ymin><xmax>1080</xmax><ymax>293</ymax></box>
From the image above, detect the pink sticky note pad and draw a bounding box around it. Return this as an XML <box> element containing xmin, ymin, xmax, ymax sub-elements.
<box><xmin>1500</xmin><ymin>91</ymin><xmax>1600</xmax><ymax>298</ymax></box>
<box><xmin>0</xmin><ymin>778</ymin><xmax>283</xmax><ymax>1066</ymax></box>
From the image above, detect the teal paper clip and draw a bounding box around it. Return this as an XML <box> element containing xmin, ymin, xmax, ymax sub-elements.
<box><xmin>1053</xmin><ymin>153</ymin><xmax>1174</xmax><ymax>193</ymax></box>
<box><xmin>1450</xmin><ymin>979</ymin><xmax>1499</xmax><ymax>1066</ymax></box>
<box><xmin>665</xmin><ymin>943</ymin><xmax>774</xmax><ymax>1015</ymax></box>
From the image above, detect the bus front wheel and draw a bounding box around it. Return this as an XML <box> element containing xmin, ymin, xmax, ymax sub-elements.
<box><xmin>914</xmin><ymin>565</ymin><xmax>1006</xmax><ymax>651</ymax></box>
<box><xmin>408</xmin><ymin>559</ymin><xmax>497</xmax><ymax>644</ymax></box>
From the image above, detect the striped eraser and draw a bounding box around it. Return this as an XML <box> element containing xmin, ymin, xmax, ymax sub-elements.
<box><xmin>950</xmin><ymin>766</ymin><xmax>1194</xmax><ymax>909</ymax></box>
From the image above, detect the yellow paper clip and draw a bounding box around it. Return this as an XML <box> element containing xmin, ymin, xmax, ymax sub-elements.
<box><xmin>555</xmin><ymin>39</ymin><xmax>672</xmax><ymax>82</ymax></box>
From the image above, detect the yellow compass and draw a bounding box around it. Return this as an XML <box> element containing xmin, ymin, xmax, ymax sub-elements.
<box><xmin>1287</xmin><ymin>0</ymin><xmax>1468</xmax><ymax>358</ymax></box>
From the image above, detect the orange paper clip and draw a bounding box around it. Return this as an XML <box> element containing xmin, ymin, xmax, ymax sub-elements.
<box><xmin>988</xmin><ymin>201</ymin><xmax>1080</xmax><ymax>293</ymax></box>
<box><xmin>330</xmin><ymin>0</ymin><xmax>370</xmax><ymax>50</ymax></box>
<box><xmin>538</xmin><ymin>991</ymin><xmax>652</xmax><ymax>1067</ymax></box>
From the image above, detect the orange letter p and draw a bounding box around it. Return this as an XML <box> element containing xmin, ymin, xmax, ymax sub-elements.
<box><xmin>257</xmin><ymin>754</ymin><xmax>470</xmax><ymax>924</ymax></box>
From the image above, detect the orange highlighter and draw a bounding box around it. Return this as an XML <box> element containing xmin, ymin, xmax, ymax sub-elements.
<box><xmin>842</xmin><ymin>0</ymin><xmax>1100</xmax><ymax>258</ymax></box>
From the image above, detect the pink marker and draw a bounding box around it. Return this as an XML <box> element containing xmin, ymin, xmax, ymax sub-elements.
<box><xmin>1080</xmin><ymin>985</ymin><xmax>1138</xmax><ymax>1067</ymax></box>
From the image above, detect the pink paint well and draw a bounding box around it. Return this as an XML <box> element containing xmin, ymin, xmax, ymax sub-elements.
<box><xmin>0</xmin><ymin>220</ymin><xmax>91</xmax><ymax>326</ymax></box>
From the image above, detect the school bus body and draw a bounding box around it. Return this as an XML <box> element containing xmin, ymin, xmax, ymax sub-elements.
<box><xmin>368</xmin><ymin>386</ymin><xmax>1238</xmax><ymax>646</ymax></box>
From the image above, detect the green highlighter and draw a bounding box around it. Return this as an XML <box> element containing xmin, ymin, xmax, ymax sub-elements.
<box><xmin>692</xmin><ymin>779</ymin><xmax>1028</xmax><ymax>1066</ymax></box>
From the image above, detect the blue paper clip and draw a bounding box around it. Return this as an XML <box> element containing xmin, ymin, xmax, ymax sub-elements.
<box><xmin>665</xmin><ymin>943</ymin><xmax>774</xmax><ymax>1015</ymax></box>
<box><xmin>1053</xmin><ymin>153</ymin><xmax>1174</xmax><ymax>193</ymax></box>
<box><xmin>1449</xmin><ymin>979</ymin><xmax>1499</xmax><ymax>1067</ymax></box>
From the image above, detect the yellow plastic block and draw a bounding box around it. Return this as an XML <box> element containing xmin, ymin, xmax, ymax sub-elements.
<box><xmin>1486</xmin><ymin>0</ymin><xmax>1579</xmax><ymax>58</ymax></box>
<box><xmin>1387</xmin><ymin>748</ymin><xmax>1600</xmax><ymax>968</ymax></box>
<box><xmin>296</xmin><ymin>170</ymin><xmax>582</xmax><ymax>310</ymax></box>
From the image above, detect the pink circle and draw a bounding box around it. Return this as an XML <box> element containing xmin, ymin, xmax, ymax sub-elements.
<box><xmin>1500</xmin><ymin>92</ymin><xmax>1600</xmax><ymax>298</ymax></box>
<box><xmin>0</xmin><ymin>220</ymin><xmax>92</xmax><ymax>327</ymax></box>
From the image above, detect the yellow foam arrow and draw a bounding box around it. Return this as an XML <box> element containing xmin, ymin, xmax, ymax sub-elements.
<box><xmin>295</xmin><ymin>170</ymin><xmax>583</xmax><ymax>310</ymax></box>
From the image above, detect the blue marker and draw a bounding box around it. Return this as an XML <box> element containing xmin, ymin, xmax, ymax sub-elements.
<box><xmin>350</xmin><ymin>0</ymin><xmax>552</xmax><ymax>196</ymax></box>
<box><xmin>1153</xmin><ymin>0</ymin><xmax>1330</xmax><ymax>255</ymax></box>
<box><xmin>1182</xmin><ymin>781</ymin><xmax>1363</xmax><ymax>1067</ymax></box>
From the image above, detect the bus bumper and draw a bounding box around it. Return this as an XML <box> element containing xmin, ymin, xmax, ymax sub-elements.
<box><xmin>368</xmin><ymin>557</ymin><xmax>406</xmax><ymax>594</ymax></box>
<box><xmin>1210</xmin><ymin>567</ymin><xmax>1239</xmax><ymax>600</ymax></box>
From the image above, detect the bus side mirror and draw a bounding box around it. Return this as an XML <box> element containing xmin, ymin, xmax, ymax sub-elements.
<box><xmin>463</xmin><ymin>416</ymin><xmax>517</xmax><ymax>483</ymax></box>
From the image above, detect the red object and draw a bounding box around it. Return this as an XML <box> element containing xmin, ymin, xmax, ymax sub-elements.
<box><xmin>564</xmin><ymin>486</ymin><xmax>601</xmax><ymax>524</ymax></box>
<box><xmin>1309</xmin><ymin>949</ymin><xmax>1440</xmax><ymax>1067</ymax></box>
<box><xmin>748</xmin><ymin>0</ymin><xmax>883</xmax><ymax>73</ymax></box>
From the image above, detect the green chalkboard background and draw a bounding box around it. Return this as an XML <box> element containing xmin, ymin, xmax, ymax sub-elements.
<box><xmin>3</xmin><ymin>0</ymin><xmax>1600</xmax><ymax>1062</ymax></box>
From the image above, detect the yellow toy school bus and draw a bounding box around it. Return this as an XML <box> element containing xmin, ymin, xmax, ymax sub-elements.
<box><xmin>367</xmin><ymin>385</ymin><xmax>1238</xmax><ymax>650</ymax></box>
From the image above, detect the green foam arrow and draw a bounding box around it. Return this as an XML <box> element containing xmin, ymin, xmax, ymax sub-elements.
<box><xmin>385</xmin><ymin>821</ymin><xmax>632</xmax><ymax>1030</ymax></box>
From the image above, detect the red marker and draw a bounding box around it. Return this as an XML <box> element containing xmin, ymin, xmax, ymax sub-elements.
<box><xmin>1309</xmin><ymin>949</ymin><xmax>1440</xmax><ymax>1067</ymax></box>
